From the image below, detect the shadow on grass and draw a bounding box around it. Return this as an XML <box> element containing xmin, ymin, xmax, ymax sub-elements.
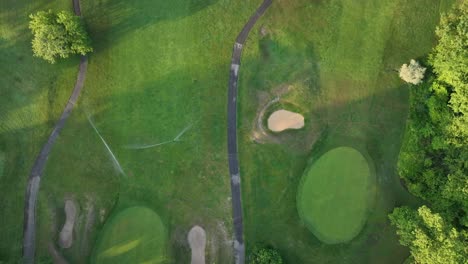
<box><xmin>83</xmin><ymin>0</ymin><xmax>220</xmax><ymax>51</ymax></box>
<box><xmin>241</xmin><ymin>77</ymin><xmax>420</xmax><ymax>263</ymax></box>
<box><xmin>253</xmin><ymin>35</ymin><xmax>321</xmax><ymax>93</ymax></box>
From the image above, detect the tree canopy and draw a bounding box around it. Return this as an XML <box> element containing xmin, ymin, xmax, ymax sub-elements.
<box><xmin>390</xmin><ymin>206</ymin><xmax>467</xmax><ymax>264</ymax></box>
<box><xmin>29</xmin><ymin>10</ymin><xmax>92</xmax><ymax>63</ymax></box>
<box><xmin>391</xmin><ymin>2</ymin><xmax>468</xmax><ymax>264</ymax></box>
<box><xmin>249</xmin><ymin>247</ymin><xmax>283</xmax><ymax>264</ymax></box>
<box><xmin>430</xmin><ymin>1</ymin><xmax>468</xmax><ymax>147</ymax></box>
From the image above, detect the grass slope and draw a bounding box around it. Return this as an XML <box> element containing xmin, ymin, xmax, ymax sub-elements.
<box><xmin>36</xmin><ymin>0</ymin><xmax>263</xmax><ymax>262</ymax></box>
<box><xmin>0</xmin><ymin>0</ymin><xmax>79</xmax><ymax>260</ymax></box>
<box><xmin>298</xmin><ymin>147</ymin><xmax>373</xmax><ymax>244</ymax></box>
<box><xmin>239</xmin><ymin>0</ymin><xmax>455</xmax><ymax>263</ymax></box>
<box><xmin>0</xmin><ymin>0</ymin><xmax>456</xmax><ymax>262</ymax></box>
<box><xmin>92</xmin><ymin>207</ymin><xmax>166</xmax><ymax>264</ymax></box>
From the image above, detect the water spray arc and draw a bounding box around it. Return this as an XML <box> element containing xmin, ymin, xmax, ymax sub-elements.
<box><xmin>87</xmin><ymin>115</ymin><xmax>126</xmax><ymax>176</ymax></box>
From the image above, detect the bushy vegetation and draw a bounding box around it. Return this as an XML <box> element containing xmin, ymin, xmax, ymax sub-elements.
<box><xmin>391</xmin><ymin>2</ymin><xmax>468</xmax><ymax>263</ymax></box>
<box><xmin>249</xmin><ymin>247</ymin><xmax>283</xmax><ymax>264</ymax></box>
<box><xmin>389</xmin><ymin>206</ymin><xmax>466</xmax><ymax>264</ymax></box>
<box><xmin>29</xmin><ymin>10</ymin><xmax>92</xmax><ymax>63</ymax></box>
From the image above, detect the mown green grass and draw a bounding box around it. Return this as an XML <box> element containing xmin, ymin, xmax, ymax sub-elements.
<box><xmin>92</xmin><ymin>207</ymin><xmax>166</xmax><ymax>264</ymax></box>
<box><xmin>36</xmin><ymin>0</ymin><xmax>264</xmax><ymax>262</ymax></box>
<box><xmin>297</xmin><ymin>147</ymin><xmax>373</xmax><ymax>244</ymax></box>
<box><xmin>0</xmin><ymin>0</ymin><xmax>457</xmax><ymax>262</ymax></box>
<box><xmin>0</xmin><ymin>0</ymin><xmax>80</xmax><ymax>260</ymax></box>
<box><xmin>239</xmin><ymin>0</ymin><xmax>455</xmax><ymax>263</ymax></box>
<box><xmin>0</xmin><ymin>151</ymin><xmax>4</xmax><ymax>178</ymax></box>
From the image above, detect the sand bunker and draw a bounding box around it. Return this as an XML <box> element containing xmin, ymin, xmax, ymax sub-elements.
<box><xmin>58</xmin><ymin>199</ymin><xmax>77</xmax><ymax>248</ymax></box>
<box><xmin>188</xmin><ymin>225</ymin><xmax>206</xmax><ymax>264</ymax></box>
<box><xmin>267</xmin><ymin>109</ymin><xmax>304</xmax><ymax>132</ymax></box>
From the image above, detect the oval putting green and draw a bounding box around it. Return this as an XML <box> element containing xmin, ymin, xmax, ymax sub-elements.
<box><xmin>92</xmin><ymin>206</ymin><xmax>167</xmax><ymax>264</ymax></box>
<box><xmin>297</xmin><ymin>147</ymin><xmax>373</xmax><ymax>244</ymax></box>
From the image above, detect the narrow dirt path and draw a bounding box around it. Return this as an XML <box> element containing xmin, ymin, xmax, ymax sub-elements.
<box><xmin>22</xmin><ymin>1</ymin><xmax>88</xmax><ymax>262</ymax></box>
<box><xmin>226</xmin><ymin>1</ymin><xmax>272</xmax><ymax>263</ymax></box>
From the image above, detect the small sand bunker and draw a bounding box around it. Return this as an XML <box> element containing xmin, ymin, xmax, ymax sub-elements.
<box><xmin>58</xmin><ymin>199</ymin><xmax>77</xmax><ymax>249</ymax></box>
<box><xmin>188</xmin><ymin>225</ymin><xmax>206</xmax><ymax>264</ymax></box>
<box><xmin>268</xmin><ymin>109</ymin><xmax>304</xmax><ymax>132</ymax></box>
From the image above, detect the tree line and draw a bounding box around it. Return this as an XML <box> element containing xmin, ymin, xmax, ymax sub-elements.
<box><xmin>391</xmin><ymin>2</ymin><xmax>467</xmax><ymax>263</ymax></box>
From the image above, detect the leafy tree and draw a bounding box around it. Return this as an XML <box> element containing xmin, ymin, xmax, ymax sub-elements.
<box><xmin>431</xmin><ymin>2</ymin><xmax>468</xmax><ymax>87</ymax></box>
<box><xmin>397</xmin><ymin>0</ymin><xmax>468</xmax><ymax>219</ymax></box>
<box><xmin>399</xmin><ymin>59</ymin><xmax>426</xmax><ymax>85</ymax></box>
<box><xmin>392</xmin><ymin>2</ymin><xmax>468</xmax><ymax>263</ymax></box>
<box><xmin>29</xmin><ymin>10</ymin><xmax>92</xmax><ymax>63</ymax></box>
<box><xmin>389</xmin><ymin>206</ymin><xmax>467</xmax><ymax>264</ymax></box>
<box><xmin>249</xmin><ymin>247</ymin><xmax>283</xmax><ymax>264</ymax></box>
<box><xmin>430</xmin><ymin>1</ymin><xmax>468</xmax><ymax>147</ymax></box>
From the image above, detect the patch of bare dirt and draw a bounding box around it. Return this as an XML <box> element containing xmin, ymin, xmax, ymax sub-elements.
<box><xmin>48</xmin><ymin>243</ymin><xmax>69</xmax><ymax>264</ymax></box>
<box><xmin>78</xmin><ymin>195</ymin><xmax>96</xmax><ymax>261</ymax></box>
<box><xmin>205</xmin><ymin>221</ymin><xmax>233</xmax><ymax>264</ymax></box>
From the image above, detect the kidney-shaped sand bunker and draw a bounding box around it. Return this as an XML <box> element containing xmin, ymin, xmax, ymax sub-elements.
<box><xmin>297</xmin><ymin>147</ymin><xmax>374</xmax><ymax>244</ymax></box>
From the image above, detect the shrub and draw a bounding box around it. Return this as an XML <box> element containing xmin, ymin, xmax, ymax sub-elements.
<box><xmin>399</xmin><ymin>59</ymin><xmax>426</xmax><ymax>85</ymax></box>
<box><xmin>249</xmin><ymin>247</ymin><xmax>283</xmax><ymax>264</ymax></box>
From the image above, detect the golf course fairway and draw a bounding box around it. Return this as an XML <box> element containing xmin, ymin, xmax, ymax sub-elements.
<box><xmin>92</xmin><ymin>207</ymin><xmax>166</xmax><ymax>264</ymax></box>
<box><xmin>298</xmin><ymin>147</ymin><xmax>374</xmax><ymax>244</ymax></box>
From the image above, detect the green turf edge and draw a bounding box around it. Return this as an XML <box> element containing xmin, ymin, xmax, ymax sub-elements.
<box><xmin>90</xmin><ymin>206</ymin><xmax>167</xmax><ymax>264</ymax></box>
<box><xmin>296</xmin><ymin>145</ymin><xmax>377</xmax><ymax>244</ymax></box>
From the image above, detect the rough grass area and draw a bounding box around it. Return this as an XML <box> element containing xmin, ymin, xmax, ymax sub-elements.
<box><xmin>0</xmin><ymin>0</ymin><xmax>80</xmax><ymax>260</ymax></box>
<box><xmin>92</xmin><ymin>207</ymin><xmax>166</xmax><ymax>264</ymax></box>
<box><xmin>297</xmin><ymin>147</ymin><xmax>373</xmax><ymax>244</ymax></box>
<box><xmin>0</xmin><ymin>0</ymin><xmax>457</xmax><ymax>262</ymax></box>
<box><xmin>0</xmin><ymin>152</ymin><xmax>4</xmax><ymax>178</ymax></box>
<box><xmin>239</xmin><ymin>0</ymin><xmax>455</xmax><ymax>263</ymax></box>
<box><xmin>35</xmin><ymin>0</ymin><xmax>263</xmax><ymax>262</ymax></box>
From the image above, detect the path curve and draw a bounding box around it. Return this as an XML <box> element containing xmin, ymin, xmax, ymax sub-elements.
<box><xmin>226</xmin><ymin>1</ymin><xmax>272</xmax><ymax>263</ymax></box>
<box><xmin>22</xmin><ymin>1</ymin><xmax>88</xmax><ymax>262</ymax></box>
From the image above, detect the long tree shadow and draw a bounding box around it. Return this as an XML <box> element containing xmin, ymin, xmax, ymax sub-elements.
<box><xmin>253</xmin><ymin>35</ymin><xmax>321</xmax><ymax>93</ymax></box>
<box><xmin>240</xmin><ymin>83</ymin><xmax>421</xmax><ymax>263</ymax></box>
<box><xmin>0</xmin><ymin>56</ymin><xmax>234</xmax><ymax>261</ymax></box>
<box><xmin>237</xmin><ymin>27</ymin><xmax>420</xmax><ymax>264</ymax></box>
<box><xmin>83</xmin><ymin>0</ymin><xmax>220</xmax><ymax>51</ymax></box>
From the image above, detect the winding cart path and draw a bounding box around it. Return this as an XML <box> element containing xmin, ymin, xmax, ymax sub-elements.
<box><xmin>22</xmin><ymin>0</ymin><xmax>88</xmax><ymax>262</ymax></box>
<box><xmin>226</xmin><ymin>0</ymin><xmax>272</xmax><ymax>263</ymax></box>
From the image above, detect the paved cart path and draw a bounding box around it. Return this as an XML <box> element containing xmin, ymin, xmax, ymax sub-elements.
<box><xmin>226</xmin><ymin>0</ymin><xmax>272</xmax><ymax>263</ymax></box>
<box><xmin>22</xmin><ymin>0</ymin><xmax>88</xmax><ymax>262</ymax></box>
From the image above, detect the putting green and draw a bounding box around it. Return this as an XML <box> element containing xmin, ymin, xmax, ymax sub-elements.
<box><xmin>92</xmin><ymin>206</ymin><xmax>167</xmax><ymax>264</ymax></box>
<box><xmin>297</xmin><ymin>147</ymin><xmax>373</xmax><ymax>244</ymax></box>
